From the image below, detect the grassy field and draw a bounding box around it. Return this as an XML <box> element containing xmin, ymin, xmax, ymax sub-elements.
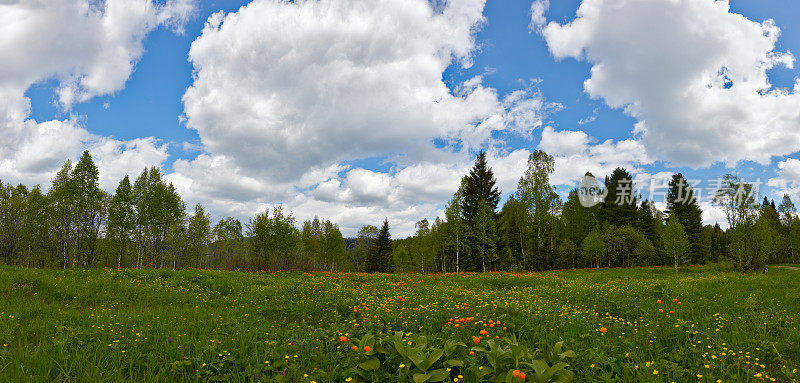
<box><xmin>1</xmin><ymin>265</ymin><xmax>798</xmax><ymax>382</ymax></box>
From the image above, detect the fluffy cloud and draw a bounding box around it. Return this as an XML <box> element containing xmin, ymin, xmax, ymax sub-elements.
<box><xmin>767</xmin><ymin>158</ymin><xmax>800</xmax><ymax>199</ymax></box>
<box><xmin>539</xmin><ymin>126</ymin><xmax>651</xmax><ymax>186</ymax></box>
<box><xmin>91</xmin><ymin>138</ymin><xmax>170</xmax><ymax>190</ymax></box>
<box><xmin>0</xmin><ymin>0</ymin><xmax>193</xmax><ymax>188</ymax></box>
<box><xmin>175</xmin><ymin>0</ymin><xmax>557</xmax><ymax>235</ymax></box>
<box><xmin>182</xmin><ymin>0</ymin><xmax>497</xmax><ymax>184</ymax></box>
<box><xmin>539</xmin><ymin>0</ymin><xmax>800</xmax><ymax>167</ymax></box>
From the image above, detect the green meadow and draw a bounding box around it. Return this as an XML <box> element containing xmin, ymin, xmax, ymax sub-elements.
<box><xmin>1</xmin><ymin>265</ymin><xmax>798</xmax><ymax>382</ymax></box>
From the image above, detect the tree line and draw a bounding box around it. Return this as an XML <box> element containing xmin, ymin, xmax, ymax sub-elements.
<box><xmin>2</xmin><ymin>150</ymin><xmax>797</xmax><ymax>273</ymax></box>
<box><xmin>0</xmin><ymin>151</ymin><xmax>347</xmax><ymax>271</ymax></box>
<box><xmin>359</xmin><ymin>150</ymin><xmax>799</xmax><ymax>273</ymax></box>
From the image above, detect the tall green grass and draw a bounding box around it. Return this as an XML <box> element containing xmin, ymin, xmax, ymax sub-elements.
<box><xmin>0</xmin><ymin>265</ymin><xmax>797</xmax><ymax>382</ymax></box>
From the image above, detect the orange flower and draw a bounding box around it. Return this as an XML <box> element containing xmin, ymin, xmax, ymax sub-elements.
<box><xmin>512</xmin><ymin>370</ymin><xmax>520</xmax><ymax>378</ymax></box>
<box><xmin>351</xmin><ymin>345</ymin><xmax>358</xmax><ymax>351</ymax></box>
<box><xmin>518</xmin><ymin>372</ymin><xmax>526</xmax><ymax>380</ymax></box>
<box><xmin>657</xmin><ymin>300</ymin><xmax>662</xmax><ymax>304</ymax></box>
<box><xmin>672</xmin><ymin>298</ymin><xmax>678</xmax><ymax>302</ymax></box>
<box><xmin>480</xmin><ymin>330</ymin><xmax>488</xmax><ymax>335</ymax></box>
<box><xmin>472</xmin><ymin>336</ymin><xmax>481</xmax><ymax>344</ymax></box>
<box><xmin>659</xmin><ymin>309</ymin><xmax>664</xmax><ymax>313</ymax></box>
<box><xmin>363</xmin><ymin>346</ymin><xmax>371</xmax><ymax>352</ymax></box>
<box><xmin>469</xmin><ymin>351</ymin><xmax>475</xmax><ymax>356</ymax></box>
<box><xmin>339</xmin><ymin>336</ymin><xmax>347</xmax><ymax>342</ymax></box>
<box><xmin>600</xmin><ymin>327</ymin><xmax>608</xmax><ymax>334</ymax></box>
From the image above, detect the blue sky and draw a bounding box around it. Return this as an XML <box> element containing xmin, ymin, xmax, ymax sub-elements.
<box><xmin>4</xmin><ymin>0</ymin><xmax>800</xmax><ymax>235</ymax></box>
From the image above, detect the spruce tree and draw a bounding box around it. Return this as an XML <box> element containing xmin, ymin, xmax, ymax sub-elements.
<box><xmin>665</xmin><ymin>173</ymin><xmax>704</xmax><ymax>264</ymax></box>
<box><xmin>462</xmin><ymin>150</ymin><xmax>501</xmax><ymax>271</ymax></box>
<box><xmin>462</xmin><ymin>150</ymin><xmax>501</xmax><ymax>221</ymax></box>
<box><xmin>600</xmin><ymin>167</ymin><xmax>638</xmax><ymax>228</ymax></box>
<box><xmin>368</xmin><ymin>219</ymin><xmax>393</xmax><ymax>272</ymax></box>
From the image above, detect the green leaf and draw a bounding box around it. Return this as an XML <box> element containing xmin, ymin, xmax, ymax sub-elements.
<box><xmin>409</xmin><ymin>352</ymin><xmax>427</xmax><ymax>370</ymax></box>
<box><xmin>358</xmin><ymin>357</ymin><xmax>380</xmax><ymax>371</ymax></box>
<box><xmin>552</xmin><ymin>369</ymin><xmax>575</xmax><ymax>383</ymax></box>
<box><xmin>412</xmin><ymin>373</ymin><xmax>431</xmax><ymax>383</ymax></box>
<box><xmin>526</xmin><ymin>359</ymin><xmax>548</xmax><ymax>378</ymax></box>
<box><xmin>427</xmin><ymin>368</ymin><xmax>450</xmax><ymax>382</ymax></box>
<box><xmin>559</xmin><ymin>350</ymin><xmax>576</xmax><ymax>358</ymax></box>
<box><xmin>542</xmin><ymin>362</ymin><xmax>569</xmax><ymax>382</ymax></box>
<box><xmin>444</xmin><ymin>359</ymin><xmax>464</xmax><ymax>368</ymax></box>
<box><xmin>425</xmin><ymin>349</ymin><xmax>444</xmax><ymax>369</ymax></box>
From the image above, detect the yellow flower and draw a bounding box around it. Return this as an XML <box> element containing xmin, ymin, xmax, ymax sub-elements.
<box><xmin>653</xmin><ymin>370</ymin><xmax>658</xmax><ymax>375</ymax></box>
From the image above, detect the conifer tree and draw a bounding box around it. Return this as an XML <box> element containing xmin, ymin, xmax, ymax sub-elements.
<box><xmin>367</xmin><ymin>219</ymin><xmax>393</xmax><ymax>272</ymax></box>
<box><xmin>475</xmin><ymin>200</ymin><xmax>498</xmax><ymax>272</ymax></box>
<box><xmin>666</xmin><ymin>173</ymin><xmax>704</xmax><ymax>264</ymax></box>
<box><xmin>599</xmin><ymin>168</ymin><xmax>639</xmax><ymax>228</ymax></box>
<box><xmin>462</xmin><ymin>150</ymin><xmax>501</xmax><ymax>271</ymax></box>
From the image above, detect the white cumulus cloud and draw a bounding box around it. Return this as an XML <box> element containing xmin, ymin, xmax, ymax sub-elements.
<box><xmin>539</xmin><ymin>0</ymin><xmax>800</xmax><ymax>168</ymax></box>
<box><xmin>174</xmin><ymin>0</ymin><xmax>557</xmax><ymax>235</ymax></box>
<box><xmin>0</xmin><ymin>0</ymin><xmax>195</xmax><ymax>188</ymax></box>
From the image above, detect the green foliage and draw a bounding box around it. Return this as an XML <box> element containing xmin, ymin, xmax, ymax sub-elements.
<box><xmin>462</xmin><ymin>151</ymin><xmax>501</xmax><ymax>272</ymax></box>
<box><xmin>342</xmin><ymin>331</ymin><xmax>575</xmax><ymax>383</ymax></box>
<box><xmin>366</xmin><ymin>219</ymin><xmax>393</xmax><ymax>273</ymax></box>
<box><xmin>107</xmin><ymin>176</ymin><xmax>135</xmax><ymax>268</ymax></box>
<box><xmin>3</xmin><ymin>266</ymin><xmax>799</xmax><ymax>381</ymax></box>
<box><xmin>514</xmin><ymin>150</ymin><xmax>560</xmax><ymax>271</ymax></box>
<box><xmin>666</xmin><ymin>173</ymin><xmax>705</xmax><ymax>264</ymax></box>
<box><xmin>2</xmin><ymin>150</ymin><xmax>796</xmax><ymax>276</ymax></box>
<box><xmin>248</xmin><ymin>207</ymin><xmax>300</xmax><ymax>270</ymax></box>
<box><xmin>352</xmin><ymin>225</ymin><xmax>379</xmax><ymax>271</ymax></box>
<box><xmin>600</xmin><ymin>168</ymin><xmax>638</xmax><ymax>229</ymax></box>
<box><xmin>186</xmin><ymin>204</ymin><xmax>212</xmax><ymax>268</ymax></box>
<box><xmin>581</xmin><ymin>228</ymin><xmax>605</xmax><ymax>269</ymax></box>
<box><xmin>662</xmin><ymin>216</ymin><xmax>690</xmax><ymax>272</ymax></box>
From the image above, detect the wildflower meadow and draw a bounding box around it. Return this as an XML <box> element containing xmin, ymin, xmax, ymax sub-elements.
<box><xmin>1</xmin><ymin>264</ymin><xmax>799</xmax><ymax>382</ymax></box>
